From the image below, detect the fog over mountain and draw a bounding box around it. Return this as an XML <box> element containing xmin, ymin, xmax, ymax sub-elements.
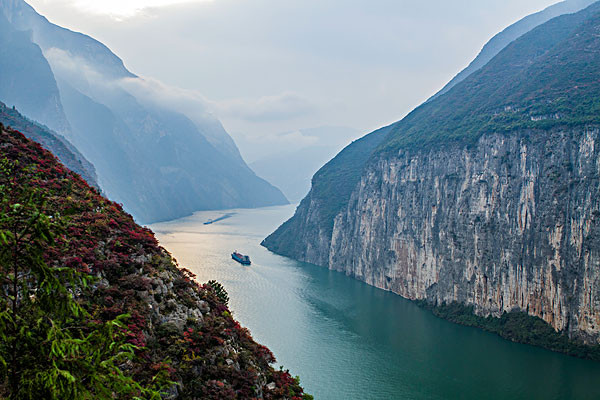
<box><xmin>26</xmin><ymin>0</ymin><xmax>564</xmax><ymax>146</ymax></box>
<box><xmin>0</xmin><ymin>0</ymin><xmax>288</xmax><ymax>223</ymax></box>
<box><xmin>245</xmin><ymin>126</ymin><xmax>361</xmax><ymax>202</ymax></box>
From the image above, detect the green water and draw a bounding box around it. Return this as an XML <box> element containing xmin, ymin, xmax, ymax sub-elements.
<box><xmin>152</xmin><ymin>205</ymin><xmax>600</xmax><ymax>400</ymax></box>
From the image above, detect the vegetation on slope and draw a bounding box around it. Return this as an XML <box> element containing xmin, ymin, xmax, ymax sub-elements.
<box><xmin>0</xmin><ymin>101</ymin><xmax>98</xmax><ymax>188</ymax></box>
<box><xmin>262</xmin><ymin>126</ymin><xmax>391</xmax><ymax>258</ymax></box>
<box><xmin>430</xmin><ymin>0</ymin><xmax>598</xmax><ymax>101</ymax></box>
<box><xmin>0</xmin><ymin>124</ymin><xmax>309</xmax><ymax>399</ymax></box>
<box><xmin>417</xmin><ymin>301</ymin><xmax>600</xmax><ymax>361</ymax></box>
<box><xmin>382</xmin><ymin>3</ymin><xmax>600</xmax><ymax>152</ymax></box>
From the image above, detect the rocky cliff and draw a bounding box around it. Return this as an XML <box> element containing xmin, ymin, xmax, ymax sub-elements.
<box><xmin>329</xmin><ymin>128</ymin><xmax>600</xmax><ymax>344</ymax></box>
<box><xmin>264</xmin><ymin>3</ymin><xmax>600</xmax><ymax>349</ymax></box>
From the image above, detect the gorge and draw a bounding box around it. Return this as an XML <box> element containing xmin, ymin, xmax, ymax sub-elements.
<box><xmin>263</xmin><ymin>1</ymin><xmax>600</xmax><ymax>353</ymax></box>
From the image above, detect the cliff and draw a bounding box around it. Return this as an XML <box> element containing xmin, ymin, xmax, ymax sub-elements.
<box><xmin>330</xmin><ymin>128</ymin><xmax>600</xmax><ymax>344</ymax></box>
<box><xmin>263</xmin><ymin>3</ymin><xmax>600</xmax><ymax>351</ymax></box>
<box><xmin>0</xmin><ymin>124</ymin><xmax>308</xmax><ymax>399</ymax></box>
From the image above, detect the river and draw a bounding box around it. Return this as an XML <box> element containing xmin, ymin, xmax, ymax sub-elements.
<box><xmin>151</xmin><ymin>205</ymin><xmax>600</xmax><ymax>400</ymax></box>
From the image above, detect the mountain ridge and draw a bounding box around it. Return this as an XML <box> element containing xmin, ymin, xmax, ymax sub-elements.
<box><xmin>0</xmin><ymin>0</ymin><xmax>288</xmax><ymax>223</ymax></box>
<box><xmin>429</xmin><ymin>0</ymin><xmax>598</xmax><ymax>101</ymax></box>
<box><xmin>263</xmin><ymin>2</ymin><xmax>600</xmax><ymax>354</ymax></box>
<box><xmin>0</xmin><ymin>100</ymin><xmax>98</xmax><ymax>188</ymax></box>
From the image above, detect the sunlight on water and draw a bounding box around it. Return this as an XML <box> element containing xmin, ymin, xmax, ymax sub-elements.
<box><xmin>152</xmin><ymin>205</ymin><xmax>600</xmax><ymax>400</ymax></box>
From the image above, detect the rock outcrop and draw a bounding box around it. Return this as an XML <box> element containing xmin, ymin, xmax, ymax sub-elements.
<box><xmin>264</xmin><ymin>3</ymin><xmax>600</xmax><ymax>348</ymax></box>
<box><xmin>329</xmin><ymin>128</ymin><xmax>600</xmax><ymax>344</ymax></box>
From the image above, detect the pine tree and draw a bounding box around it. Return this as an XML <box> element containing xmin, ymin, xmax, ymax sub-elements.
<box><xmin>0</xmin><ymin>158</ymin><xmax>168</xmax><ymax>399</ymax></box>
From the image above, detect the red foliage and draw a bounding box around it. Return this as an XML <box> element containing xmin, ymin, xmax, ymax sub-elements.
<box><xmin>0</xmin><ymin>127</ymin><xmax>310</xmax><ymax>399</ymax></box>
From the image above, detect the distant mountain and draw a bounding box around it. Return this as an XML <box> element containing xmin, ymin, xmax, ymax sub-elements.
<box><xmin>0</xmin><ymin>8</ymin><xmax>70</xmax><ymax>135</ymax></box>
<box><xmin>264</xmin><ymin>2</ymin><xmax>600</xmax><ymax>355</ymax></box>
<box><xmin>430</xmin><ymin>0</ymin><xmax>598</xmax><ymax>101</ymax></box>
<box><xmin>0</xmin><ymin>0</ymin><xmax>287</xmax><ymax>223</ymax></box>
<box><xmin>0</xmin><ymin>100</ymin><xmax>98</xmax><ymax>188</ymax></box>
<box><xmin>248</xmin><ymin>126</ymin><xmax>360</xmax><ymax>202</ymax></box>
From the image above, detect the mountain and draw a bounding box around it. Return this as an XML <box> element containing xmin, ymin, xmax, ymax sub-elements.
<box><xmin>0</xmin><ymin>123</ymin><xmax>309</xmax><ymax>398</ymax></box>
<box><xmin>0</xmin><ymin>100</ymin><xmax>98</xmax><ymax>188</ymax></box>
<box><xmin>0</xmin><ymin>7</ymin><xmax>70</xmax><ymax>135</ymax></box>
<box><xmin>263</xmin><ymin>2</ymin><xmax>600</xmax><ymax>355</ymax></box>
<box><xmin>430</xmin><ymin>0</ymin><xmax>598</xmax><ymax>101</ymax></box>
<box><xmin>0</xmin><ymin>0</ymin><xmax>287</xmax><ymax>223</ymax></box>
<box><xmin>247</xmin><ymin>126</ymin><xmax>360</xmax><ymax>202</ymax></box>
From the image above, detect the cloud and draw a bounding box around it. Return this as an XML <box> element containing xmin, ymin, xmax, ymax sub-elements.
<box><xmin>44</xmin><ymin>47</ymin><xmax>237</xmax><ymax>150</ymax></box>
<box><xmin>266</xmin><ymin>130</ymin><xmax>319</xmax><ymax>148</ymax></box>
<box><xmin>45</xmin><ymin>48</ymin><xmax>215</xmax><ymax>121</ymax></box>
<box><xmin>119</xmin><ymin>76</ymin><xmax>215</xmax><ymax>120</ymax></box>
<box><xmin>34</xmin><ymin>0</ymin><xmax>214</xmax><ymax>19</ymax></box>
<box><xmin>214</xmin><ymin>92</ymin><xmax>318</xmax><ymax>123</ymax></box>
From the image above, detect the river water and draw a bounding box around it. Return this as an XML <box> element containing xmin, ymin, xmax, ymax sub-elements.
<box><xmin>151</xmin><ymin>205</ymin><xmax>600</xmax><ymax>400</ymax></box>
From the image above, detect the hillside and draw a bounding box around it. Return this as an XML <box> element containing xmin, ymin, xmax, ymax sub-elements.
<box><xmin>430</xmin><ymin>0</ymin><xmax>597</xmax><ymax>100</ymax></box>
<box><xmin>263</xmin><ymin>3</ymin><xmax>600</xmax><ymax>356</ymax></box>
<box><xmin>262</xmin><ymin>125</ymin><xmax>391</xmax><ymax>261</ymax></box>
<box><xmin>0</xmin><ymin>0</ymin><xmax>288</xmax><ymax>224</ymax></box>
<box><xmin>382</xmin><ymin>1</ymin><xmax>600</xmax><ymax>152</ymax></box>
<box><xmin>0</xmin><ymin>123</ymin><xmax>308</xmax><ymax>399</ymax></box>
<box><xmin>0</xmin><ymin>100</ymin><xmax>98</xmax><ymax>188</ymax></box>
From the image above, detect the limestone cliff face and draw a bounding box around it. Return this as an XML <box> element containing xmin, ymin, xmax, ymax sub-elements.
<box><xmin>287</xmin><ymin>128</ymin><xmax>599</xmax><ymax>344</ymax></box>
<box><xmin>262</xmin><ymin>3</ymin><xmax>600</xmax><ymax>347</ymax></box>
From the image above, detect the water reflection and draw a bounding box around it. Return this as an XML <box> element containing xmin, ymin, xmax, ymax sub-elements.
<box><xmin>152</xmin><ymin>205</ymin><xmax>600</xmax><ymax>400</ymax></box>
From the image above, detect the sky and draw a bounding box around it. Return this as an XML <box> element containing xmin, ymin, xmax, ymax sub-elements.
<box><xmin>27</xmin><ymin>0</ymin><xmax>561</xmax><ymax>160</ymax></box>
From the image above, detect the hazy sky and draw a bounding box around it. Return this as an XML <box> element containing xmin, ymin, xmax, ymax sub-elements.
<box><xmin>28</xmin><ymin>0</ymin><xmax>561</xmax><ymax>153</ymax></box>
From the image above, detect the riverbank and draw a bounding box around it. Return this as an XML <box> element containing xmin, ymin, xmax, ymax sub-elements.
<box><xmin>152</xmin><ymin>205</ymin><xmax>600</xmax><ymax>400</ymax></box>
<box><xmin>417</xmin><ymin>301</ymin><xmax>600</xmax><ymax>361</ymax></box>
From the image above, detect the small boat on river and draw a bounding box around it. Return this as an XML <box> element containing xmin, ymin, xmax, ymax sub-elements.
<box><xmin>204</xmin><ymin>213</ymin><xmax>235</xmax><ymax>225</ymax></box>
<box><xmin>231</xmin><ymin>251</ymin><xmax>251</xmax><ymax>265</ymax></box>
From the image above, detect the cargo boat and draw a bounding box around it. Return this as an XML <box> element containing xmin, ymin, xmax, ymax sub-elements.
<box><xmin>232</xmin><ymin>251</ymin><xmax>251</xmax><ymax>265</ymax></box>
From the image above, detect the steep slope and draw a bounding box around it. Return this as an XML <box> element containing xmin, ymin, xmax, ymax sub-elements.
<box><xmin>0</xmin><ymin>9</ymin><xmax>70</xmax><ymax>135</ymax></box>
<box><xmin>0</xmin><ymin>100</ymin><xmax>97</xmax><ymax>188</ymax></box>
<box><xmin>0</xmin><ymin>0</ymin><xmax>287</xmax><ymax>223</ymax></box>
<box><xmin>264</xmin><ymin>3</ymin><xmax>600</xmax><ymax>353</ymax></box>
<box><xmin>0</xmin><ymin>123</ymin><xmax>308</xmax><ymax>399</ymax></box>
<box><xmin>262</xmin><ymin>126</ymin><xmax>390</xmax><ymax>265</ymax></box>
<box><xmin>430</xmin><ymin>0</ymin><xmax>598</xmax><ymax>101</ymax></box>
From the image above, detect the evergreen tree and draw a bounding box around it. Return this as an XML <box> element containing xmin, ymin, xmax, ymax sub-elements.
<box><xmin>0</xmin><ymin>158</ymin><xmax>168</xmax><ymax>399</ymax></box>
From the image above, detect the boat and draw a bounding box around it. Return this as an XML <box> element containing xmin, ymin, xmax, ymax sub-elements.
<box><xmin>204</xmin><ymin>213</ymin><xmax>235</xmax><ymax>225</ymax></box>
<box><xmin>231</xmin><ymin>251</ymin><xmax>251</xmax><ymax>265</ymax></box>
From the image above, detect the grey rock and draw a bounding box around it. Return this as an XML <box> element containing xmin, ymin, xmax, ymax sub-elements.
<box><xmin>269</xmin><ymin>128</ymin><xmax>600</xmax><ymax>344</ymax></box>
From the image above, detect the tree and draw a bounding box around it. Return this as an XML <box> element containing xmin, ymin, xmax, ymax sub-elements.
<box><xmin>0</xmin><ymin>158</ymin><xmax>168</xmax><ymax>399</ymax></box>
<box><xmin>207</xmin><ymin>280</ymin><xmax>229</xmax><ymax>307</ymax></box>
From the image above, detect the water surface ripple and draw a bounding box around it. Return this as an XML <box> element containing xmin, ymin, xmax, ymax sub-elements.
<box><xmin>152</xmin><ymin>205</ymin><xmax>600</xmax><ymax>400</ymax></box>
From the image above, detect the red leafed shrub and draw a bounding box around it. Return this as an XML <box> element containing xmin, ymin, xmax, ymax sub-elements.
<box><xmin>0</xmin><ymin>127</ymin><xmax>311</xmax><ymax>399</ymax></box>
